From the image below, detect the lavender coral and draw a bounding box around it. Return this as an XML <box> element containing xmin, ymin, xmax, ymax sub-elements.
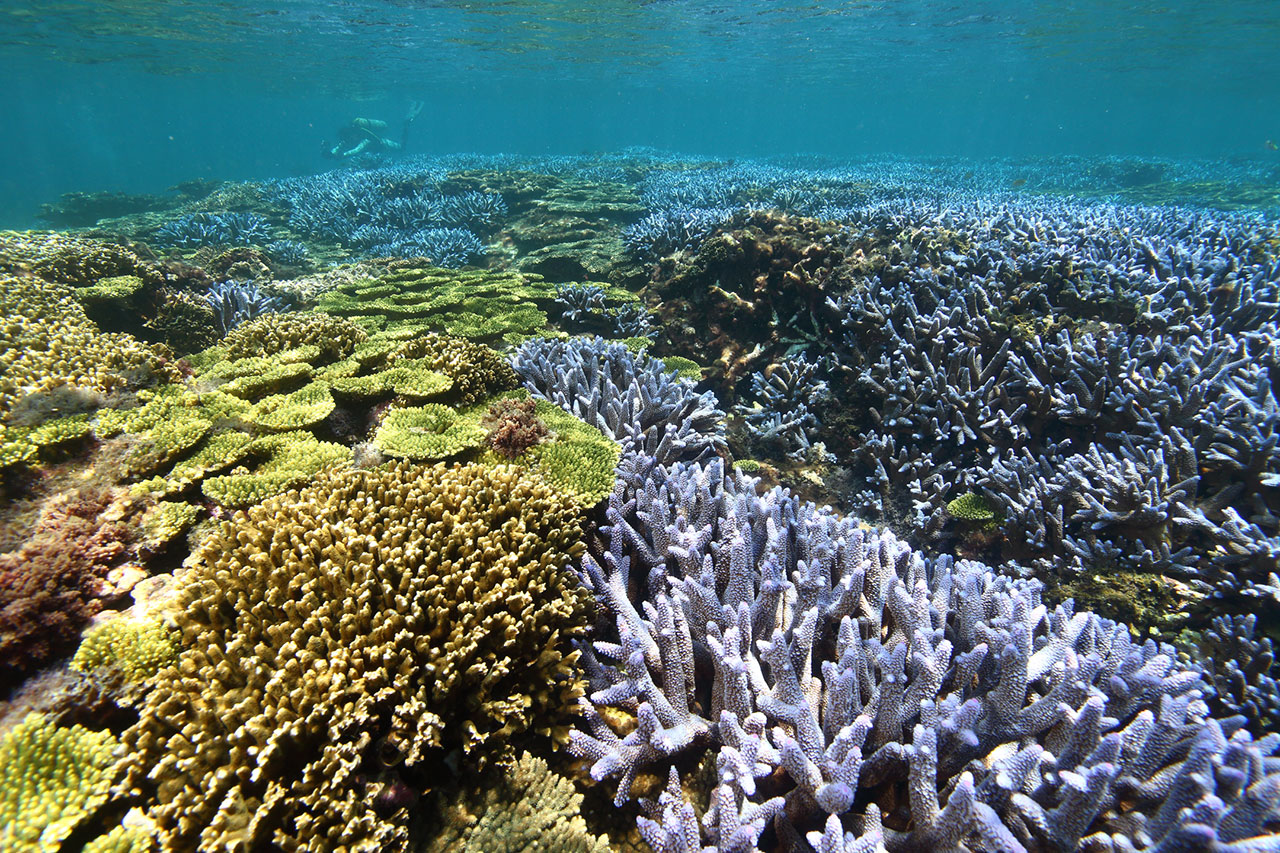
<box><xmin>568</xmin><ymin>455</ymin><xmax>1280</xmax><ymax>851</ymax></box>
<box><xmin>512</xmin><ymin>336</ymin><xmax>726</xmax><ymax>466</ymax></box>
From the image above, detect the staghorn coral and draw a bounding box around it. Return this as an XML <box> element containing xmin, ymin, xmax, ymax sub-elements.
<box><xmin>569</xmin><ymin>455</ymin><xmax>1280</xmax><ymax>851</ymax></box>
<box><xmin>423</xmin><ymin>751</ymin><xmax>611</xmax><ymax>853</ymax></box>
<box><xmin>734</xmin><ymin>354</ymin><xmax>830</xmax><ymax>459</ymax></box>
<box><xmin>203</xmin><ymin>280</ymin><xmax>283</xmax><ymax>334</ymax></box>
<box><xmin>0</xmin><ymin>712</ymin><xmax>119</xmax><ymax>852</ymax></box>
<box><xmin>149</xmin><ymin>211</ymin><xmax>274</xmax><ymax>250</ymax></box>
<box><xmin>120</xmin><ymin>461</ymin><xmax>591</xmax><ymax>852</ymax></box>
<box><xmin>513</xmin><ymin>335</ymin><xmax>726</xmax><ymax>466</ymax></box>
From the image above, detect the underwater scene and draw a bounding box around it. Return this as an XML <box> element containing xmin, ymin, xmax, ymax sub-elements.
<box><xmin>2</xmin><ymin>1</ymin><xmax>1280</xmax><ymax>852</ymax></box>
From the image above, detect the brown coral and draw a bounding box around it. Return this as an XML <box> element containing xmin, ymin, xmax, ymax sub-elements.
<box><xmin>482</xmin><ymin>396</ymin><xmax>549</xmax><ymax>459</ymax></box>
<box><xmin>0</xmin><ymin>486</ymin><xmax>134</xmax><ymax>686</ymax></box>
<box><xmin>120</xmin><ymin>461</ymin><xmax>590</xmax><ymax>852</ymax></box>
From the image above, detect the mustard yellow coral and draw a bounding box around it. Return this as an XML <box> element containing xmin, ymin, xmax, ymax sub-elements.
<box><xmin>121</xmin><ymin>461</ymin><xmax>590</xmax><ymax>852</ymax></box>
<box><xmin>0</xmin><ymin>713</ymin><xmax>119</xmax><ymax>852</ymax></box>
<box><xmin>220</xmin><ymin>311</ymin><xmax>367</xmax><ymax>362</ymax></box>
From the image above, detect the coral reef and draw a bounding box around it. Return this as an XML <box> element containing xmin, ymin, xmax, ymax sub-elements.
<box><xmin>0</xmin><ymin>231</ymin><xmax>166</xmax><ymax>292</ymax></box>
<box><xmin>734</xmin><ymin>354</ymin><xmax>830</xmax><ymax>459</ymax></box>
<box><xmin>120</xmin><ymin>461</ymin><xmax>591</xmax><ymax>852</ymax></box>
<box><xmin>7</xmin><ymin>150</ymin><xmax>1280</xmax><ymax>853</ymax></box>
<box><xmin>373</xmin><ymin>394</ymin><xmax>620</xmax><ymax>506</ymax></box>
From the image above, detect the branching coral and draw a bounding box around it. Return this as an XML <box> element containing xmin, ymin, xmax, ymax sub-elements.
<box><xmin>513</xmin><ymin>336</ymin><xmax>725</xmax><ymax>466</ymax></box>
<box><xmin>569</xmin><ymin>455</ymin><xmax>1280</xmax><ymax>851</ymax></box>
<box><xmin>120</xmin><ymin>461</ymin><xmax>591</xmax><ymax>852</ymax></box>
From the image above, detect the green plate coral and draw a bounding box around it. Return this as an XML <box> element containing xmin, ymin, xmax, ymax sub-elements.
<box><xmin>314</xmin><ymin>262</ymin><xmax>634</xmax><ymax>345</ymax></box>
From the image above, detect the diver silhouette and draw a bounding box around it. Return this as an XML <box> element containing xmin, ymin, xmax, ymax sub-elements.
<box><xmin>322</xmin><ymin>100</ymin><xmax>425</xmax><ymax>160</ymax></box>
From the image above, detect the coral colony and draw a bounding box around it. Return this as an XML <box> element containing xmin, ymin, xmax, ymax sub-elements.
<box><xmin>2</xmin><ymin>152</ymin><xmax>1280</xmax><ymax>852</ymax></box>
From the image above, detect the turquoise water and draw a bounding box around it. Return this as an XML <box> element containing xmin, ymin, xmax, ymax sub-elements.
<box><xmin>1</xmin><ymin>0</ymin><xmax>1278</xmax><ymax>223</ymax></box>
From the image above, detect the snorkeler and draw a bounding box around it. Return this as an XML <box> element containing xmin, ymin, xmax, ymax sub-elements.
<box><xmin>322</xmin><ymin>100</ymin><xmax>425</xmax><ymax>159</ymax></box>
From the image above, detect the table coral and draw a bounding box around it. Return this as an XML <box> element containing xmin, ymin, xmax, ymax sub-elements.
<box><xmin>120</xmin><ymin>461</ymin><xmax>591</xmax><ymax>852</ymax></box>
<box><xmin>375</xmin><ymin>403</ymin><xmax>488</xmax><ymax>459</ymax></box>
<box><xmin>314</xmin><ymin>262</ymin><xmax>615</xmax><ymax>344</ymax></box>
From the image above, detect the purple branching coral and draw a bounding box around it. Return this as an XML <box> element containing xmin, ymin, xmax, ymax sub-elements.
<box><xmin>568</xmin><ymin>455</ymin><xmax>1280</xmax><ymax>852</ymax></box>
<box><xmin>512</xmin><ymin>336</ymin><xmax>725</xmax><ymax>466</ymax></box>
<box><xmin>735</xmin><ymin>354</ymin><xmax>831</xmax><ymax>459</ymax></box>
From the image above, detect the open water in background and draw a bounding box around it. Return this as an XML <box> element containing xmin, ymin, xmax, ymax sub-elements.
<box><xmin>0</xmin><ymin>0</ymin><xmax>1277</xmax><ymax>225</ymax></box>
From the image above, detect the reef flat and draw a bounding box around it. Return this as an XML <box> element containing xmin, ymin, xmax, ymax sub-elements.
<box><xmin>1</xmin><ymin>151</ymin><xmax>1279</xmax><ymax>852</ymax></box>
